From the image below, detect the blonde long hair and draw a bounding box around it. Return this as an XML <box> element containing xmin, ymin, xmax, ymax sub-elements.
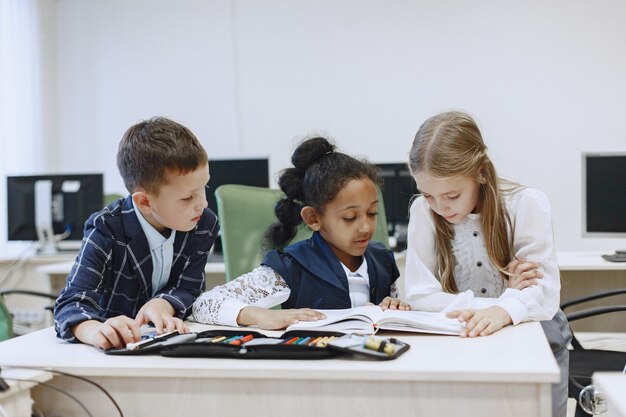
<box><xmin>408</xmin><ymin>111</ymin><xmax>519</xmax><ymax>293</ymax></box>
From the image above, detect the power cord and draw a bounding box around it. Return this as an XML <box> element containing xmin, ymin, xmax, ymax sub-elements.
<box><xmin>0</xmin><ymin>365</ymin><xmax>123</xmax><ymax>417</ymax></box>
<box><xmin>0</xmin><ymin>377</ymin><xmax>93</xmax><ymax>417</ymax></box>
<box><xmin>0</xmin><ymin>242</ymin><xmax>38</xmax><ymax>289</ymax></box>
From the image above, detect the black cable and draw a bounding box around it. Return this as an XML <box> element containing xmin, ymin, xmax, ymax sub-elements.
<box><xmin>1</xmin><ymin>365</ymin><xmax>124</xmax><ymax>417</ymax></box>
<box><xmin>1</xmin><ymin>377</ymin><xmax>93</xmax><ymax>417</ymax></box>
<box><xmin>0</xmin><ymin>242</ymin><xmax>38</xmax><ymax>289</ymax></box>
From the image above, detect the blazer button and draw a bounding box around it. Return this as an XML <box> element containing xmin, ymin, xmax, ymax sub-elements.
<box><xmin>480</xmin><ymin>288</ymin><xmax>487</xmax><ymax>294</ymax></box>
<box><xmin>476</xmin><ymin>261</ymin><xmax>483</xmax><ymax>267</ymax></box>
<box><xmin>472</xmin><ymin>231</ymin><xmax>479</xmax><ymax>237</ymax></box>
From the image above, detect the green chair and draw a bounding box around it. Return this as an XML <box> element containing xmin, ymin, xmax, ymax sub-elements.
<box><xmin>0</xmin><ymin>296</ymin><xmax>12</xmax><ymax>341</ymax></box>
<box><xmin>0</xmin><ymin>289</ymin><xmax>57</xmax><ymax>341</ymax></box>
<box><xmin>214</xmin><ymin>184</ymin><xmax>389</xmax><ymax>282</ymax></box>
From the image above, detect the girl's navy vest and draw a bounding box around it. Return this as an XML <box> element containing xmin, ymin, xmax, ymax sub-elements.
<box><xmin>261</xmin><ymin>232</ymin><xmax>399</xmax><ymax>309</ymax></box>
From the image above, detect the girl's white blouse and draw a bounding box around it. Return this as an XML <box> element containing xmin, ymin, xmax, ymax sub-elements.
<box><xmin>404</xmin><ymin>187</ymin><xmax>560</xmax><ymax>325</ymax></box>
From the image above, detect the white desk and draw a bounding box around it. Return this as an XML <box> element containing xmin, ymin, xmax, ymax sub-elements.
<box><xmin>0</xmin><ymin>321</ymin><xmax>559</xmax><ymax>417</ymax></box>
<box><xmin>36</xmin><ymin>259</ymin><xmax>227</xmax><ymax>295</ymax></box>
<box><xmin>556</xmin><ymin>252</ymin><xmax>626</xmax><ymax>332</ymax></box>
<box><xmin>593</xmin><ymin>372</ymin><xmax>626</xmax><ymax>417</ymax></box>
<box><xmin>557</xmin><ymin>252</ymin><xmax>626</xmax><ymax>271</ymax></box>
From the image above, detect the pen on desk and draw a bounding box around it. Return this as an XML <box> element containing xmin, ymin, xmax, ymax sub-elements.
<box><xmin>296</xmin><ymin>337</ymin><xmax>311</xmax><ymax>345</ymax></box>
<box><xmin>308</xmin><ymin>337</ymin><xmax>322</xmax><ymax>346</ymax></box>
<box><xmin>209</xmin><ymin>336</ymin><xmax>227</xmax><ymax>343</ymax></box>
<box><xmin>222</xmin><ymin>335</ymin><xmax>242</xmax><ymax>344</ymax></box>
<box><xmin>231</xmin><ymin>334</ymin><xmax>254</xmax><ymax>346</ymax></box>
<box><xmin>363</xmin><ymin>336</ymin><xmax>395</xmax><ymax>355</ymax></box>
<box><xmin>284</xmin><ymin>337</ymin><xmax>300</xmax><ymax>345</ymax></box>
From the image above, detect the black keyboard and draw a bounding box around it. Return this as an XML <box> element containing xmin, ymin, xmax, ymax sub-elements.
<box><xmin>602</xmin><ymin>253</ymin><xmax>626</xmax><ymax>262</ymax></box>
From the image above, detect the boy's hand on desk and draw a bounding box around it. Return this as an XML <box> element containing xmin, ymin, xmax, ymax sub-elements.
<box><xmin>135</xmin><ymin>298</ymin><xmax>189</xmax><ymax>335</ymax></box>
<box><xmin>237</xmin><ymin>306</ymin><xmax>326</xmax><ymax>330</ymax></box>
<box><xmin>446</xmin><ymin>306</ymin><xmax>512</xmax><ymax>338</ymax></box>
<box><xmin>506</xmin><ymin>259</ymin><xmax>543</xmax><ymax>290</ymax></box>
<box><xmin>72</xmin><ymin>316</ymin><xmax>141</xmax><ymax>350</ymax></box>
<box><xmin>378</xmin><ymin>297</ymin><xmax>411</xmax><ymax>311</ymax></box>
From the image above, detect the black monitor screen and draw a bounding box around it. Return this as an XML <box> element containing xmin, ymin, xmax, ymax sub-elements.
<box><xmin>7</xmin><ymin>174</ymin><xmax>104</xmax><ymax>243</ymax></box>
<box><xmin>376</xmin><ymin>163</ymin><xmax>419</xmax><ymax>235</ymax></box>
<box><xmin>206</xmin><ymin>158</ymin><xmax>270</xmax><ymax>216</ymax></box>
<box><xmin>584</xmin><ymin>154</ymin><xmax>626</xmax><ymax>236</ymax></box>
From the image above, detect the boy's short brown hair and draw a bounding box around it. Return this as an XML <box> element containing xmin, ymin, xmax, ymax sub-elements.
<box><xmin>117</xmin><ymin>117</ymin><xmax>208</xmax><ymax>194</ymax></box>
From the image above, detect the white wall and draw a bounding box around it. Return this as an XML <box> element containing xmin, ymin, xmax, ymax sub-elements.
<box><xmin>12</xmin><ymin>0</ymin><xmax>626</xmax><ymax>251</ymax></box>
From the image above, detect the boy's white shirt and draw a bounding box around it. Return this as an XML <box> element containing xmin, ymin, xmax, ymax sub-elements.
<box><xmin>404</xmin><ymin>187</ymin><xmax>560</xmax><ymax>325</ymax></box>
<box><xmin>132</xmin><ymin>199</ymin><xmax>176</xmax><ymax>295</ymax></box>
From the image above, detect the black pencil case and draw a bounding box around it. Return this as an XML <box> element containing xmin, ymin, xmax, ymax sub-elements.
<box><xmin>160</xmin><ymin>329</ymin><xmax>346</xmax><ymax>360</ymax></box>
<box><xmin>106</xmin><ymin>329</ymin><xmax>410</xmax><ymax>361</ymax></box>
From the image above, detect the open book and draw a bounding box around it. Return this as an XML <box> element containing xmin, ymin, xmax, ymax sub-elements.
<box><xmin>286</xmin><ymin>305</ymin><xmax>464</xmax><ymax>335</ymax></box>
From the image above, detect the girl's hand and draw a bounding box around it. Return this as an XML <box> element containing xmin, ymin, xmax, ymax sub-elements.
<box><xmin>378</xmin><ymin>297</ymin><xmax>411</xmax><ymax>311</ymax></box>
<box><xmin>506</xmin><ymin>259</ymin><xmax>543</xmax><ymax>290</ymax></box>
<box><xmin>237</xmin><ymin>306</ymin><xmax>326</xmax><ymax>330</ymax></box>
<box><xmin>446</xmin><ymin>306</ymin><xmax>512</xmax><ymax>337</ymax></box>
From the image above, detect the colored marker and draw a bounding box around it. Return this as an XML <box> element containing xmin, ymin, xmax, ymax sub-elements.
<box><xmin>296</xmin><ymin>337</ymin><xmax>311</xmax><ymax>345</ymax></box>
<box><xmin>223</xmin><ymin>335</ymin><xmax>243</xmax><ymax>344</ymax></box>
<box><xmin>363</xmin><ymin>336</ymin><xmax>395</xmax><ymax>355</ymax></box>
<box><xmin>231</xmin><ymin>334</ymin><xmax>254</xmax><ymax>346</ymax></box>
<box><xmin>284</xmin><ymin>337</ymin><xmax>300</xmax><ymax>345</ymax></box>
<box><xmin>308</xmin><ymin>337</ymin><xmax>322</xmax><ymax>346</ymax></box>
<box><xmin>209</xmin><ymin>336</ymin><xmax>227</xmax><ymax>343</ymax></box>
<box><xmin>316</xmin><ymin>337</ymin><xmax>329</xmax><ymax>347</ymax></box>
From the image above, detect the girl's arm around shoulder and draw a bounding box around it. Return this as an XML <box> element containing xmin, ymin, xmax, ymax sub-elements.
<box><xmin>403</xmin><ymin>197</ymin><xmax>460</xmax><ymax>311</ymax></box>
<box><xmin>191</xmin><ymin>265</ymin><xmax>291</xmax><ymax>326</ymax></box>
<box><xmin>498</xmin><ymin>187</ymin><xmax>560</xmax><ymax>323</ymax></box>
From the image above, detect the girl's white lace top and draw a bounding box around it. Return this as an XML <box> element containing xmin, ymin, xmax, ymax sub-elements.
<box><xmin>192</xmin><ymin>257</ymin><xmax>399</xmax><ymax>326</ymax></box>
<box><xmin>404</xmin><ymin>187</ymin><xmax>560</xmax><ymax>325</ymax></box>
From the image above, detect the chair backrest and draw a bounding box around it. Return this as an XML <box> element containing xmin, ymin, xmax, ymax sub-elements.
<box><xmin>215</xmin><ymin>184</ymin><xmax>390</xmax><ymax>282</ymax></box>
<box><xmin>0</xmin><ymin>296</ymin><xmax>13</xmax><ymax>341</ymax></box>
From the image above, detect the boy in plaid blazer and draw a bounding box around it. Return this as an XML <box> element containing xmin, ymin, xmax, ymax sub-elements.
<box><xmin>54</xmin><ymin>117</ymin><xmax>219</xmax><ymax>349</ymax></box>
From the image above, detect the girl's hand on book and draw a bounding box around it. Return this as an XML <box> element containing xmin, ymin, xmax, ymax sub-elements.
<box><xmin>378</xmin><ymin>297</ymin><xmax>411</xmax><ymax>311</ymax></box>
<box><xmin>237</xmin><ymin>306</ymin><xmax>326</xmax><ymax>330</ymax></box>
<box><xmin>506</xmin><ymin>259</ymin><xmax>543</xmax><ymax>290</ymax></box>
<box><xmin>446</xmin><ymin>306</ymin><xmax>512</xmax><ymax>337</ymax></box>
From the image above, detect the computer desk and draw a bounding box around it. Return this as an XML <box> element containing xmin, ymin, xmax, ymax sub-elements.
<box><xmin>0</xmin><ymin>321</ymin><xmax>558</xmax><ymax>417</ymax></box>
<box><xmin>36</xmin><ymin>259</ymin><xmax>227</xmax><ymax>295</ymax></box>
<box><xmin>557</xmin><ymin>252</ymin><xmax>626</xmax><ymax>332</ymax></box>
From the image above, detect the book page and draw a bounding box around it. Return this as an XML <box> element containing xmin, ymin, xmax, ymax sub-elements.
<box><xmin>376</xmin><ymin>310</ymin><xmax>464</xmax><ymax>335</ymax></box>
<box><xmin>285</xmin><ymin>306</ymin><xmax>382</xmax><ymax>334</ymax></box>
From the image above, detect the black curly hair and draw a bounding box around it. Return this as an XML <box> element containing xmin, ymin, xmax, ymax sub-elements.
<box><xmin>264</xmin><ymin>137</ymin><xmax>381</xmax><ymax>250</ymax></box>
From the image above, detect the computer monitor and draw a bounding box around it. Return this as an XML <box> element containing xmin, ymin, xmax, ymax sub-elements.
<box><xmin>583</xmin><ymin>153</ymin><xmax>626</xmax><ymax>261</ymax></box>
<box><xmin>206</xmin><ymin>158</ymin><xmax>270</xmax><ymax>256</ymax></box>
<box><xmin>376</xmin><ymin>163</ymin><xmax>419</xmax><ymax>250</ymax></box>
<box><xmin>583</xmin><ymin>153</ymin><xmax>626</xmax><ymax>238</ymax></box>
<box><xmin>7</xmin><ymin>174</ymin><xmax>104</xmax><ymax>253</ymax></box>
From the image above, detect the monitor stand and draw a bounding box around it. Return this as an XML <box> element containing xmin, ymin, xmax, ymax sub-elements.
<box><xmin>601</xmin><ymin>250</ymin><xmax>626</xmax><ymax>262</ymax></box>
<box><xmin>34</xmin><ymin>180</ymin><xmax>59</xmax><ymax>255</ymax></box>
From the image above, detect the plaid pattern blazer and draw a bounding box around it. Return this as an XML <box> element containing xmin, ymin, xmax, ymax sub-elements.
<box><xmin>54</xmin><ymin>195</ymin><xmax>219</xmax><ymax>342</ymax></box>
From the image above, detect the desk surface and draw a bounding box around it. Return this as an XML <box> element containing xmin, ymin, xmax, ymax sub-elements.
<box><xmin>0</xmin><ymin>322</ymin><xmax>559</xmax><ymax>417</ymax></box>
<box><xmin>32</xmin><ymin>251</ymin><xmax>626</xmax><ymax>276</ymax></box>
<box><xmin>557</xmin><ymin>252</ymin><xmax>626</xmax><ymax>271</ymax></box>
<box><xmin>0</xmin><ymin>321</ymin><xmax>558</xmax><ymax>384</ymax></box>
<box><xmin>36</xmin><ymin>259</ymin><xmax>225</xmax><ymax>274</ymax></box>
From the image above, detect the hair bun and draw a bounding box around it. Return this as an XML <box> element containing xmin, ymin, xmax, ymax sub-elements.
<box><xmin>291</xmin><ymin>137</ymin><xmax>335</xmax><ymax>173</ymax></box>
